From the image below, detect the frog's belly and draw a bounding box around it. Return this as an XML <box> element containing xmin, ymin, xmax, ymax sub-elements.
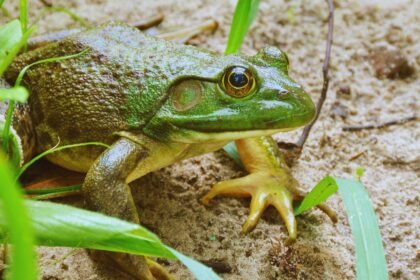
<box><xmin>46</xmin><ymin>145</ymin><xmax>106</xmax><ymax>173</ymax></box>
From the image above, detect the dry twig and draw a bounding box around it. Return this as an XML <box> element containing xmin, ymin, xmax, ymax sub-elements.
<box><xmin>296</xmin><ymin>0</ymin><xmax>334</xmax><ymax>148</ymax></box>
<box><xmin>277</xmin><ymin>0</ymin><xmax>334</xmax><ymax>158</ymax></box>
<box><xmin>343</xmin><ymin>115</ymin><xmax>417</xmax><ymax>132</ymax></box>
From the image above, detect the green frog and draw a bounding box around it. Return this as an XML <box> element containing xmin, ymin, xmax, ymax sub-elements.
<box><xmin>2</xmin><ymin>21</ymin><xmax>336</xmax><ymax>279</ymax></box>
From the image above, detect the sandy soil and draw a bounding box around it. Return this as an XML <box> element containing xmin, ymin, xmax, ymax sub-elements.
<box><xmin>1</xmin><ymin>0</ymin><xmax>419</xmax><ymax>279</ymax></box>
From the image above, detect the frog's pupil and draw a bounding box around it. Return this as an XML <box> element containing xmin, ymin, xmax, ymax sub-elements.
<box><xmin>229</xmin><ymin>69</ymin><xmax>248</xmax><ymax>88</ymax></box>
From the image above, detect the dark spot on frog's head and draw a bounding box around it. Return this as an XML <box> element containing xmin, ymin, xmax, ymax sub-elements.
<box><xmin>30</xmin><ymin>104</ymin><xmax>44</xmax><ymax>123</ymax></box>
<box><xmin>47</xmin><ymin>114</ymin><xmax>62</xmax><ymax>129</ymax></box>
<box><xmin>65</xmin><ymin>127</ymin><xmax>81</xmax><ymax>139</ymax></box>
<box><xmin>37</xmin><ymin>131</ymin><xmax>53</xmax><ymax>147</ymax></box>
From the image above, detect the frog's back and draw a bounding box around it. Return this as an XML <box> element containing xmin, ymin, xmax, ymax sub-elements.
<box><xmin>5</xmin><ymin>22</ymin><xmax>215</xmax><ymax>171</ymax></box>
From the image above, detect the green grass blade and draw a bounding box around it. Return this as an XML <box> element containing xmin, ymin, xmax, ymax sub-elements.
<box><xmin>168</xmin><ymin>247</ymin><xmax>222</xmax><ymax>280</ymax></box>
<box><xmin>25</xmin><ymin>184</ymin><xmax>81</xmax><ymax>195</ymax></box>
<box><xmin>14</xmin><ymin>48</ymin><xmax>89</xmax><ymax>87</ymax></box>
<box><xmin>27</xmin><ymin>184</ymin><xmax>81</xmax><ymax>200</ymax></box>
<box><xmin>0</xmin><ymin>24</ymin><xmax>35</xmax><ymax>76</ymax></box>
<box><xmin>225</xmin><ymin>0</ymin><xmax>260</xmax><ymax>55</ymax></box>
<box><xmin>335</xmin><ymin>178</ymin><xmax>388</xmax><ymax>280</ymax></box>
<box><xmin>0</xmin><ymin>86</ymin><xmax>28</xmax><ymax>102</ymax></box>
<box><xmin>17</xmin><ymin>141</ymin><xmax>109</xmax><ymax>179</ymax></box>
<box><xmin>0</xmin><ymin>152</ymin><xmax>37</xmax><ymax>280</ymax></box>
<box><xmin>222</xmin><ymin>141</ymin><xmax>243</xmax><ymax>168</ymax></box>
<box><xmin>19</xmin><ymin>0</ymin><xmax>28</xmax><ymax>34</ymax></box>
<box><xmin>0</xmin><ymin>0</ymin><xmax>5</xmax><ymax>8</ymax></box>
<box><xmin>0</xmin><ymin>20</ymin><xmax>22</xmax><ymax>53</ymax></box>
<box><xmin>0</xmin><ymin>200</ymin><xmax>221</xmax><ymax>279</ymax></box>
<box><xmin>0</xmin><ymin>200</ymin><xmax>174</xmax><ymax>258</ymax></box>
<box><xmin>294</xmin><ymin>176</ymin><xmax>338</xmax><ymax>215</ymax></box>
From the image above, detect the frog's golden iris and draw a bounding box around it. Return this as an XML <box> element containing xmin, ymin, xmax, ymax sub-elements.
<box><xmin>222</xmin><ymin>66</ymin><xmax>256</xmax><ymax>98</ymax></box>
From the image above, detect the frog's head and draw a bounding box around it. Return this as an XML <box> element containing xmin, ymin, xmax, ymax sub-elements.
<box><xmin>143</xmin><ymin>46</ymin><xmax>315</xmax><ymax>143</ymax></box>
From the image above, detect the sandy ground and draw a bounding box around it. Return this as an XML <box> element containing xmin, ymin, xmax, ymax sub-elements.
<box><xmin>1</xmin><ymin>0</ymin><xmax>419</xmax><ymax>279</ymax></box>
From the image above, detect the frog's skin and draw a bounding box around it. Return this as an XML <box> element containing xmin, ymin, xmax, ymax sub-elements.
<box><xmin>3</xmin><ymin>21</ymin><xmax>336</xmax><ymax>279</ymax></box>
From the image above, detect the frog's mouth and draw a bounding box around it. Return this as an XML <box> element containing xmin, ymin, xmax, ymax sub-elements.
<box><xmin>163</xmin><ymin>126</ymin><xmax>293</xmax><ymax>143</ymax></box>
<box><xmin>143</xmin><ymin>104</ymin><xmax>315</xmax><ymax>143</ymax></box>
<box><xmin>148</xmin><ymin>110</ymin><xmax>313</xmax><ymax>143</ymax></box>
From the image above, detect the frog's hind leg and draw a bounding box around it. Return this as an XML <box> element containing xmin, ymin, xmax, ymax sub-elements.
<box><xmin>82</xmin><ymin>138</ymin><xmax>172</xmax><ymax>280</ymax></box>
<box><xmin>202</xmin><ymin>137</ymin><xmax>337</xmax><ymax>242</ymax></box>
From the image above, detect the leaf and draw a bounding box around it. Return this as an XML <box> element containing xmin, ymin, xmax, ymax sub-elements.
<box><xmin>0</xmin><ymin>200</ymin><xmax>173</xmax><ymax>258</ymax></box>
<box><xmin>225</xmin><ymin>0</ymin><xmax>260</xmax><ymax>55</ymax></box>
<box><xmin>0</xmin><ymin>200</ymin><xmax>221</xmax><ymax>279</ymax></box>
<box><xmin>0</xmin><ymin>152</ymin><xmax>37</xmax><ymax>280</ymax></box>
<box><xmin>335</xmin><ymin>178</ymin><xmax>388</xmax><ymax>280</ymax></box>
<box><xmin>168</xmin><ymin>248</ymin><xmax>222</xmax><ymax>280</ymax></box>
<box><xmin>0</xmin><ymin>86</ymin><xmax>29</xmax><ymax>102</ymax></box>
<box><xmin>294</xmin><ymin>176</ymin><xmax>338</xmax><ymax>215</ymax></box>
<box><xmin>221</xmin><ymin>141</ymin><xmax>243</xmax><ymax>168</ymax></box>
<box><xmin>17</xmin><ymin>141</ymin><xmax>109</xmax><ymax>179</ymax></box>
<box><xmin>0</xmin><ymin>24</ymin><xmax>35</xmax><ymax>77</ymax></box>
<box><xmin>19</xmin><ymin>0</ymin><xmax>28</xmax><ymax>34</ymax></box>
<box><xmin>0</xmin><ymin>19</ymin><xmax>22</xmax><ymax>54</ymax></box>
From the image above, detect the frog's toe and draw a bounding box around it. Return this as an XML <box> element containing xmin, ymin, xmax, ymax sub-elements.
<box><xmin>146</xmin><ymin>258</ymin><xmax>175</xmax><ymax>280</ymax></box>
<box><xmin>202</xmin><ymin>172</ymin><xmax>298</xmax><ymax>241</ymax></box>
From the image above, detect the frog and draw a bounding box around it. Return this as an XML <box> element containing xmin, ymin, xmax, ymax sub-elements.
<box><xmin>2</xmin><ymin>20</ymin><xmax>336</xmax><ymax>279</ymax></box>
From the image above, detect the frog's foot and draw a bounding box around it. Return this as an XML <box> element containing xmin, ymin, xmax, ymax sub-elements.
<box><xmin>89</xmin><ymin>250</ymin><xmax>173</xmax><ymax>280</ymax></box>
<box><xmin>202</xmin><ymin>171</ymin><xmax>337</xmax><ymax>242</ymax></box>
<box><xmin>147</xmin><ymin>258</ymin><xmax>175</xmax><ymax>280</ymax></box>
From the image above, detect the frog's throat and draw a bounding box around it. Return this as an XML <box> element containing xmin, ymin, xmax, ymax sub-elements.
<box><xmin>165</xmin><ymin>127</ymin><xmax>293</xmax><ymax>143</ymax></box>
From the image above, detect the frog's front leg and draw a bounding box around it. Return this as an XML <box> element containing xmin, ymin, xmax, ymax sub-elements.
<box><xmin>82</xmin><ymin>137</ymin><xmax>171</xmax><ymax>280</ymax></box>
<box><xmin>203</xmin><ymin>136</ymin><xmax>337</xmax><ymax>242</ymax></box>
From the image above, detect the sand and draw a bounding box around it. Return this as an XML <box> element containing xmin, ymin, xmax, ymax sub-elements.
<box><xmin>0</xmin><ymin>0</ymin><xmax>419</xmax><ymax>279</ymax></box>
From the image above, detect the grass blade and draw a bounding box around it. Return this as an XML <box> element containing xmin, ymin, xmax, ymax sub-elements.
<box><xmin>0</xmin><ymin>152</ymin><xmax>36</xmax><ymax>280</ymax></box>
<box><xmin>294</xmin><ymin>176</ymin><xmax>338</xmax><ymax>215</ymax></box>
<box><xmin>225</xmin><ymin>0</ymin><xmax>260</xmax><ymax>55</ymax></box>
<box><xmin>168</xmin><ymin>248</ymin><xmax>222</xmax><ymax>280</ymax></box>
<box><xmin>0</xmin><ymin>25</ymin><xmax>35</xmax><ymax>77</ymax></box>
<box><xmin>0</xmin><ymin>86</ymin><xmax>28</xmax><ymax>102</ymax></box>
<box><xmin>17</xmin><ymin>141</ymin><xmax>109</xmax><ymax>179</ymax></box>
<box><xmin>0</xmin><ymin>20</ymin><xmax>22</xmax><ymax>53</ymax></box>
<box><xmin>335</xmin><ymin>178</ymin><xmax>388</xmax><ymax>280</ymax></box>
<box><xmin>222</xmin><ymin>141</ymin><xmax>243</xmax><ymax>168</ymax></box>
<box><xmin>0</xmin><ymin>200</ymin><xmax>173</xmax><ymax>258</ymax></box>
<box><xmin>25</xmin><ymin>184</ymin><xmax>81</xmax><ymax>195</ymax></box>
<box><xmin>0</xmin><ymin>200</ymin><xmax>221</xmax><ymax>279</ymax></box>
<box><xmin>19</xmin><ymin>0</ymin><xmax>28</xmax><ymax>34</ymax></box>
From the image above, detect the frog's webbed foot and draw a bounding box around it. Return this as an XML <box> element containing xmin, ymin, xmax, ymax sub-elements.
<box><xmin>203</xmin><ymin>170</ymin><xmax>303</xmax><ymax>241</ymax></box>
<box><xmin>202</xmin><ymin>137</ymin><xmax>337</xmax><ymax>242</ymax></box>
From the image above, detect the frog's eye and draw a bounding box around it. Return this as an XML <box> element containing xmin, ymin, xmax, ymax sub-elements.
<box><xmin>221</xmin><ymin>66</ymin><xmax>256</xmax><ymax>98</ymax></box>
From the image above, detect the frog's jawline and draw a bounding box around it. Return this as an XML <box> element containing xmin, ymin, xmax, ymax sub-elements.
<box><xmin>169</xmin><ymin>127</ymin><xmax>294</xmax><ymax>143</ymax></box>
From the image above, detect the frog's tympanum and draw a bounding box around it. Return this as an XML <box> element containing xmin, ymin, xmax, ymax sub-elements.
<box><xmin>2</xmin><ymin>22</ymin><xmax>336</xmax><ymax>279</ymax></box>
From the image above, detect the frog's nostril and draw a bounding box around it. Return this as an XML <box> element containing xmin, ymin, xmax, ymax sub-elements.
<box><xmin>278</xmin><ymin>89</ymin><xmax>289</xmax><ymax>98</ymax></box>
